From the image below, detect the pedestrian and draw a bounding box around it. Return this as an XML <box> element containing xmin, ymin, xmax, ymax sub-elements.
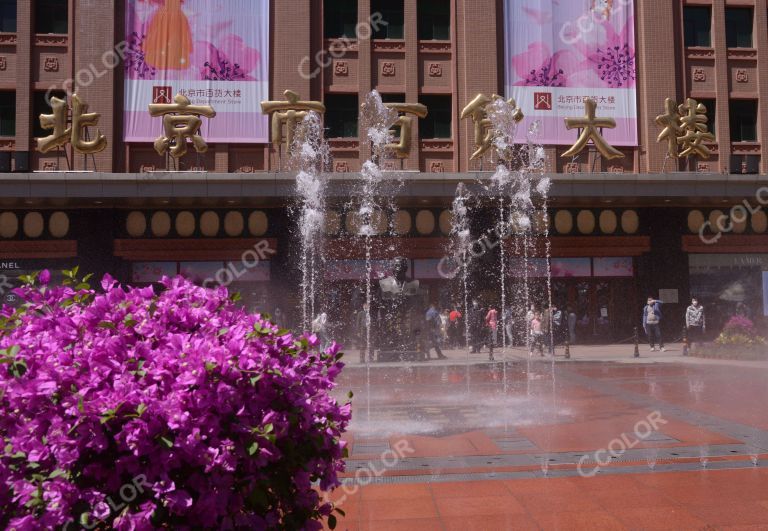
<box><xmin>486</xmin><ymin>305</ymin><xmax>498</xmax><ymax>345</ymax></box>
<box><xmin>469</xmin><ymin>300</ymin><xmax>484</xmax><ymax>353</ymax></box>
<box><xmin>356</xmin><ymin>303</ymin><xmax>369</xmax><ymax>363</ymax></box>
<box><xmin>440</xmin><ymin>308</ymin><xmax>450</xmax><ymax>343</ymax></box>
<box><xmin>685</xmin><ymin>297</ymin><xmax>706</xmax><ymax>347</ymax></box>
<box><xmin>642</xmin><ymin>296</ymin><xmax>665</xmax><ymax>352</ymax></box>
<box><xmin>425</xmin><ymin>303</ymin><xmax>448</xmax><ymax>360</ymax></box>
<box><xmin>553</xmin><ymin>305</ymin><xmax>564</xmax><ymax>344</ymax></box>
<box><xmin>503</xmin><ymin>305</ymin><xmax>515</xmax><ymax>347</ymax></box>
<box><xmin>567</xmin><ymin>306</ymin><xmax>577</xmax><ymax>345</ymax></box>
<box><xmin>312</xmin><ymin>312</ymin><xmax>329</xmax><ymax>352</ymax></box>
<box><xmin>448</xmin><ymin>306</ymin><xmax>462</xmax><ymax>347</ymax></box>
<box><xmin>529</xmin><ymin>311</ymin><xmax>545</xmax><ymax>357</ymax></box>
<box><xmin>525</xmin><ymin>304</ymin><xmax>535</xmax><ymax>351</ymax></box>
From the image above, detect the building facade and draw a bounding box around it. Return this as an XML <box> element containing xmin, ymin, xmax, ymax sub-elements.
<box><xmin>0</xmin><ymin>0</ymin><xmax>767</xmax><ymax>344</ymax></box>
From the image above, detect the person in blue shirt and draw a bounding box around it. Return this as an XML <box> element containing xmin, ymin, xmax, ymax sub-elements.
<box><xmin>642</xmin><ymin>297</ymin><xmax>665</xmax><ymax>352</ymax></box>
<box><xmin>425</xmin><ymin>303</ymin><xmax>448</xmax><ymax>360</ymax></box>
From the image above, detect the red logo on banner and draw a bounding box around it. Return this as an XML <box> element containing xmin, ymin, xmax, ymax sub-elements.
<box><xmin>534</xmin><ymin>92</ymin><xmax>552</xmax><ymax>110</ymax></box>
<box><xmin>152</xmin><ymin>86</ymin><xmax>172</xmax><ymax>104</ymax></box>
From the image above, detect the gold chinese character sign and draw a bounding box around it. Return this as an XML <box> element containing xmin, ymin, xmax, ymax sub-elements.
<box><xmin>36</xmin><ymin>94</ymin><xmax>107</xmax><ymax>155</ymax></box>
<box><xmin>461</xmin><ymin>94</ymin><xmax>524</xmax><ymax>160</ymax></box>
<box><xmin>562</xmin><ymin>98</ymin><xmax>624</xmax><ymax>160</ymax></box>
<box><xmin>383</xmin><ymin>102</ymin><xmax>428</xmax><ymax>158</ymax></box>
<box><xmin>261</xmin><ymin>90</ymin><xmax>326</xmax><ymax>151</ymax></box>
<box><xmin>149</xmin><ymin>93</ymin><xmax>216</xmax><ymax>159</ymax></box>
<box><xmin>655</xmin><ymin>97</ymin><xmax>715</xmax><ymax>160</ymax></box>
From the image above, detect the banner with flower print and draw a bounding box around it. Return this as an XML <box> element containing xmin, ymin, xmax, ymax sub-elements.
<box><xmin>504</xmin><ymin>0</ymin><xmax>637</xmax><ymax>146</ymax></box>
<box><xmin>124</xmin><ymin>0</ymin><xmax>269</xmax><ymax>143</ymax></box>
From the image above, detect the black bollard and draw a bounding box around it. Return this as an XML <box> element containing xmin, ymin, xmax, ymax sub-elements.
<box><xmin>633</xmin><ymin>327</ymin><xmax>640</xmax><ymax>358</ymax></box>
<box><xmin>682</xmin><ymin>326</ymin><xmax>689</xmax><ymax>356</ymax></box>
<box><xmin>565</xmin><ymin>339</ymin><xmax>571</xmax><ymax>359</ymax></box>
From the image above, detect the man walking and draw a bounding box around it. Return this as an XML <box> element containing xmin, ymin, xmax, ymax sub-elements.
<box><xmin>425</xmin><ymin>303</ymin><xmax>448</xmax><ymax>360</ymax></box>
<box><xmin>685</xmin><ymin>297</ymin><xmax>706</xmax><ymax>347</ymax></box>
<box><xmin>642</xmin><ymin>296</ymin><xmax>665</xmax><ymax>352</ymax></box>
<box><xmin>485</xmin><ymin>305</ymin><xmax>498</xmax><ymax>360</ymax></box>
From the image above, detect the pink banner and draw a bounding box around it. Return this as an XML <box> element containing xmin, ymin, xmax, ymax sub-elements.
<box><xmin>504</xmin><ymin>0</ymin><xmax>638</xmax><ymax>146</ymax></box>
<box><xmin>124</xmin><ymin>0</ymin><xmax>269</xmax><ymax>143</ymax></box>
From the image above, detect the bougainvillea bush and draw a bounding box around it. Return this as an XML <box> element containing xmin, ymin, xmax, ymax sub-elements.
<box><xmin>716</xmin><ymin>315</ymin><xmax>766</xmax><ymax>347</ymax></box>
<box><xmin>0</xmin><ymin>270</ymin><xmax>351</xmax><ymax>530</ymax></box>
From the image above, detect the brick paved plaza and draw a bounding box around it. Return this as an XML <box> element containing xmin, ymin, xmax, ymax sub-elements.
<box><xmin>329</xmin><ymin>351</ymin><xmax>768</xmax><ymax>529</ymax></box>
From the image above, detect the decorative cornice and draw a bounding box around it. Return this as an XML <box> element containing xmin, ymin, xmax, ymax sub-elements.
<box><xmin>34</xmin><ymin>34</ymin><xmax>68</xmax><ymax>47</ymax></box>
<box><xmin>325</xmin><ymin>38</ymin><xmax>358</xmax><ymax>53</ymax></box>
<box><xmin>372</xmin><ymin>40</ymin><xmax>405</xmax><ymax>53</ymax></box>
<box><xmin>0</xmin><ymin>32</ymin><xmax>17</xmax><ymax>45</ymax></box>
<box><xmin>418</xmin><ymin>40</ymin><xmax>452</xmax><ymax>53</ymax></box>
<box><xmin>328</xmin><ymin>140</ymin><xmax>359</xmax><ymax>151</ymax></box>
<box><xmin>685</xmin><ymin>47</ymin><xmax>714</xmax><ymax>60</ymax></box>
<box><xmin>727</xmin><ymin>48</ymin><xmax>757</xmax><ymax>60</ymax></box>
<box><xmin>0</xmin><ymin>137</ymin><xmax>15</xmax><ymax>151</ymax></box>
<box><xmin>420</xmin><ymin>140</ymin><xmax>453</xmax><ymax>152</ymax></box>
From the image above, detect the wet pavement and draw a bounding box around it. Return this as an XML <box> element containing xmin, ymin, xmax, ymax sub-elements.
<box><xmin>327</xmin><ymin>349</ymin><xmax>768</xmax><ymax>529</ymax></box>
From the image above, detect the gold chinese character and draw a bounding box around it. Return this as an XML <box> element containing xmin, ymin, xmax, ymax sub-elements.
<box><xmin>36</xmin><ymin>94</ymin><xmax>107</xmax><ymax>155</ymax></box>
<box><xmin>655</xmin><ymin>98</ymin><xmax>683</xmax><ymax>159</ymax></box>
<box><xmin>149</xmin><ymin>93</ymin><xmax>216</xmax><ymax>158</ymax></box>
<box><xmin>383</xmin><ymin>103</ymin><xmax>428</xmax><ymax>158</ymax></box>
<box><xmin>460</xmin><ymin>94</ymin><xmax>523</xmax><ymax>160</ymax></box>
<box><xmin>677</xmin><ymin>98</ymin><xmax>715</xmax><ymax>159</ymax></box>
<box><xmin>562</xmin><ymin>98</ymin><xmax>624</xmax><ymax>160</ymax></box>
<box><xmin>260</xmin><ymin>90</ymin><xmax>326</xmax><ymax>151</ymax></box>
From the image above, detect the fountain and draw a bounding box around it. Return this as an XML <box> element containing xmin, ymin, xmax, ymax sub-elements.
<box><xmin>290</xmin><ymin>111</ymin><xmax>330</xmax><ymax>331</ymax></box>
<box><xmin>355</xmin><ymin>91</ymin><xmax>407</xmax><ymax>363</ymax></box>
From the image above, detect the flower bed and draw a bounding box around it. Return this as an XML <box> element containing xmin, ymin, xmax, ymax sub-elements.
<box><xmin>692</xmin><ymin>315</ymin><xmax>768</xmax><ymax>361</ymax></box>
<box><xmin>0</xmin><ymin>270</ymin><xmax>350</xmax><ymax>530</ymax></box>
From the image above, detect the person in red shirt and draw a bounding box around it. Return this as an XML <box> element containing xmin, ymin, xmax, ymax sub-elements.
<box><xmin>448</xmin><ymin>306</ymin><xmax>462</xmax><ymax>348</ymax></box>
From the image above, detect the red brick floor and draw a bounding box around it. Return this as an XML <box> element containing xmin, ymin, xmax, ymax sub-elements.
<box><xmin>329</xmin><ymin>358</ymin><xmax>768</xmax><ymax>530</ymax></box>
<box><xmin>326</xmin><ymin>469</ymin><xmax>768</xmax><ymax>530</ymax></box>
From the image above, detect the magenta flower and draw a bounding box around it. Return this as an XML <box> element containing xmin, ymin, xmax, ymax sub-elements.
<box><xmin>572</xmin><ymin>16</ymin><xmax>636</xmax><ymax>88</ymax></box>
<box><xmin>0</xmin><ymin>272</ymin><xmax>350</xmax><ymax>529</ymax></box>
<box><xmin>511</xmin><ymin>42</ymin><xmax>572</xmax><ymax>87</ymax></box>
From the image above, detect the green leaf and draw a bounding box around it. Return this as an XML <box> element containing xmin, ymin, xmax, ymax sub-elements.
<box><xmin>48</xmin><ymin>469</ymin><xmax>67</xmax><ymax>480</ymax></box>
<box><xmin>328</xmin><ymin>514</ymin><xmax>337</xmax><ymax>529</ymax></box>
<box><xmin>9</xmin><ymin>359</ymin><xmax>27</xmax><ymax>378</ymax></box>
<box><xmin>217</xmin><ymin>328</ymin><xmax>229</xmax><ymax>337</ymax></box>
<box><xmin>335</xmin><ymin>508</ymin><xmax>346</xmax><ymax>517</ymax></box>
<box><xmin>229</xmin><ymin>291</ymin><xmax>242</xmax><ymax>303</ymax></box>
<box><xmin>247</xmin><ymin>442</ymin><xmax>259</xmax><ymax>456</ymax></box>
<box><xmin>205</xmin><ymin>361</ymin><xmax>217</xmax><ymax>373</ymax></box>
<box><xmin>136</xmin><ymin>403</ymin><xmax>147</xmax><ymax>416</ymax></box>
<box><xmin>98</xmin><ymin>321</ymin><xmax>117</xmax><ymax>330</ymax></box>
<box><xmin>159</xmin><ymin>436</ymin><xmax>174</xmax><ymax>449</ymax></box>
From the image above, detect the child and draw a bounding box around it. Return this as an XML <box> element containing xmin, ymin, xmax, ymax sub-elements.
<box><xmin>529</xmin><ymin>311</ymin><xmax>545</xmax><ymax>357</ymax></box>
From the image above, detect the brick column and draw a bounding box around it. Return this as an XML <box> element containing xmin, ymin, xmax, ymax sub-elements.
<box><xmin>456</xmin><ymin>0</ymin><xmax>498</xmax><ymax>173</ymax></box>
<box><xmin>754</xmin><ymin>0</ymin><xmax>768</xmax><ymax>173</ymax></box>
<box><xmin>711</xmin><ymin>0</ymin><xmax>731</xmax><ymax>173</ymax></box>
<box><xmin>271</xmin><ymin>0</ymin><xmax>312</xmax><ymax>170</ymax></box>
<box><xmin>635</xmin><ymin>0</ymin><xmax>679</xmax><ymax>173</ymax></box>
<box><xmin>357</xmin><ymin>0</ymin><xmax>372</xmax><ymax>163</ymax></box>
<box><xmin>15</xmin><ymin>0</ymin><xmax>32</xmax><ymax>154</ymax></box>
<box><xmin>72</xmin><ymin>0</ymin><xmax>116</xmax><ymax>171</ymax></box>
<box><xmin>404</xmin><ymin>0</ymin><xmax>419</xmax><ymax>170</ymax></box>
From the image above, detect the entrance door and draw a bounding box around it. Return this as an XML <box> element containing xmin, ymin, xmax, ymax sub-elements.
<box><xmin>552</xmin><ymin>278</ymin><xmax>636</xmax><ymax>343</ymax></box>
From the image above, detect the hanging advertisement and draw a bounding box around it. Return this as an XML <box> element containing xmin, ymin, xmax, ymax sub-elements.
<box><xmin>124</xmin><ymin>0</ymin><xmax>269</xmax><ymax>143</ymax></box>
<box><xmin>504</xmin><ymin>0</ymin><xmax>638</xmax><ymax>146</ymax></box>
